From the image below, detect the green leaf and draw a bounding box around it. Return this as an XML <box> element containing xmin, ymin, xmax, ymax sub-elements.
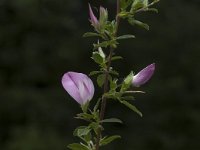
<box><xmin>109</xmin><ymin>70</ymin><xmax>119</xmax><ymax>76</ymax></box>
<box><xmin>121</xmin><ymin>100</ymin><xmax>142</xmax><ymax>117</ymax></box>
<box><xmin>116</xmin><ymin>34</ymin><xmax>135</xmax><ymax>40</ymax></box>
<box><xmin>83</xmin><ymin>32</ymin><xmax>101</xmax><ymax>38</ymax></box>
<box><xmin>97</xmin><ymin>74</ymin><xmax>105</xmax><ymax>87</ymax></box>
<box><xmin>147</xmin><ymin>8</ymin><xmax>158</xmax><ymax>13</ymax></box>
<box><xmin>98</xmin><ymin>47</ymin><xmax>106</xmax><ymax>59</ymax></box>
<box><xmin>67</xmin><ymin>143</ymin><xmax>89</xmax><ymax>150</ymax></box>
<box><xmin>110</xmin><ymin>79</ymin><xmax>118</xmax><ymax>91</ymax></box>
<box><xmin>93</xmin><ymin>98</ymin><xmax>101</xmax><ymax>112</ymax></box>
<box><xmin>92</xmin><ymin>52</ymin><xmax>104</xmax><ymax>64</ymax></box>
<box><xmin>121</xmin><ymin>96</ymin><xmax>135</xmax><ymax>101</ymax></box>
<box><xmin>120</xmin><ymin>71</ymin><xmax>133</xmax><ymax>92</ymax></box>
<box><xmin>131</xmin><ymin>0</ymin><xmax>145</xmax><ymax>11</ymax></box>
<box><xmin>100</xmin><ymin>135</ymin><xmax>121</xmax><ymax>146</ymax></box>
<box><xmin>101</xmin><ymin>118</ymin><xmax>123</xmax><ymax>124</ymax></box>
<box><xmin>111</xmin><ymin>56</ymin><xmax>123</xmax><ymax>61</ymax></box>
<box><xmin>76</xmin><ymin>113</ymin><xmax>93</xmax><ymax>121</ymax></box>
<box><xmin>128</xmin><ymin>18</ymin><xmax>149</xmax><ymax>30</ymax></box>
<box><xmin>89</xmin><ymin>71</ymin><xmax>102</xmax><ymax>76</ymax></box>
<box><xmin>73</xmin><ymin>126</ymin><xmax>91</xmax><ymax>137</ymax></box>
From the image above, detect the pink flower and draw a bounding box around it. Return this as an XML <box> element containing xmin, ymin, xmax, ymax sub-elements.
<box><xmin>62</xmin><ymin>72</ymin><xmax>95</xmax><ymax>105</ymax></box>
<box><xmin>132</xmin><ymin>63</ymin><xmax>155</xmax><ymax>87</ymax></box>
<box><xmin>88</xmin><ymin>4</ymin><xmax>99</xmax><ymax>28</ymax></box>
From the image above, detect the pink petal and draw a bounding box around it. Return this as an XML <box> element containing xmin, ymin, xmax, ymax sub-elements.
<box><xmin>132</xmin><ymin>63</ymin><xmax>155</xmax><ymax>87</ymax></box>
<box><xmin>62</xmin><ymin>72</ymin><xmax>94</xmax><ymax>105</ymax></box>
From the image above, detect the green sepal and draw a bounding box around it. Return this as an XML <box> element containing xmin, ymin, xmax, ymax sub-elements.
<box><xmin>81</xmin><ymin>101</ymin><xmax>90</xmax><ymax>113</ymax></box>
<box><xmin>120</xmin><ymin>71</ymin><xmax>133</xmax><ymax>92</ymax></box>
<box><xmin>67</xmin><ymin>143</ymin><xmax>89</xmax><ymax>150</ymax></box>
<box><xmin>100</xmin><ymin>135</ymin><xmax>121</xmax><ymax>146</ymax></box>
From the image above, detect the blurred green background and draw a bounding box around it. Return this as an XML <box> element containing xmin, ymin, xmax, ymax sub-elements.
<box><xmin>0</xmin><ymin>0</ymin><xmax>200</xmax><ymax>150</ymax></box>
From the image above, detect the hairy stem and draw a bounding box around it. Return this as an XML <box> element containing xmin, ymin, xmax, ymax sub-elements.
<box><xmin>95</xmin><ymin>1</ymin><xmax>121</xmax><ymax>150</ymax></box>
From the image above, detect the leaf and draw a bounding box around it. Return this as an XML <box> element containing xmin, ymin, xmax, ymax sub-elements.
<box><xmin>100</xmin><ymin>135</ymin><xmax>121</xmax><ymax>146</ymax></box>
<box><xmin>147</xmin><ymin>8</ymin><xmax>158</xmax><ymax>13</ymax></box>
<box><xmin>101</xmin><ymin>118</ymin><xmax>123</xmax><ymax>124</ymax></box>
<box><xmin>76</xmin><ymin>113</ymin><xmax>93</xmax><ymax>121</ymax></box>
<box><xmin>121</xmin><ymin>96</ymin><xmax>135</xmax><ymax>101</ymax></box>
<box><xmin>97</xmin><ymin>74</ymin><xmax>105</xmax><ymax>87</ymax></box>
<box><xmin>67</xmin><ymin>143</ymin><xmax>89</xmax><ymax>150</ymax></box>
<box><xmin>128</xmin><ymin>18</ymin><xmax>149</xmax><ymax>30</ymax></box>
<box><xmin>98</xmin><ymin>47</ymin><xmax>106</xmax><ymax>59</ymax></box>
<box><xmin>116</xmin><ymin>34</ymin><xmax>135</xmax><ymax>40</ymax></box>
<box><xmin>121</xmin><ymin>100</ymin><xmax>143</xmax><ymax>117</ymax></box>
<box><xmin>92</xmin><ymin>52</ymin><xmax>104</xmax><ymax>64</ymax></box>
<box><xmin>109</xmin><ymin>70</ymin><xmax>119</xmax><ymax>76</ymax></box>
<box><xmin>93</xmin><ymin>98</ymin><xmax>101</xmax><ymax>111</ymax></box>
<box><xmin>110</xmin><ymin>79</ymin><xmax>118</xmax><ymax>91</ymax></box>
<box><xmin>73</xmin><ymin>126</ymin><xmax>91</xmax><ymax>137</ymax></box>
<box><xmin>83</xmin><ymin>32</ymin><xmax>101</xmax><ymax>38</ymax></box>
<box><xmin>89</xmin><ymin>71</ymin><xmax>102</xmax><ymax>76</ymax></box>
<box><xmin>111</xmin><ymin>56</ymin><xmax>123</xmax><ymax>61</ymax></box>
<box><xmin>131</xmin><ymin>0</ymin><xmax>145</xmax><ymax>11</ymax></box>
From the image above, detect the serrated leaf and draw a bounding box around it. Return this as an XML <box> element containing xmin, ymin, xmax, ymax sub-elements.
<box><xmin>116</xmin><ymin>34</ymin><xmax>135</xmax><ymax>40</ymax></box>
<box><xmin>83</xmin><ymin>32</ymin><xmax>101</xmax><ymax>38</ymax></box>
<box><xmin>100</xmin><ymin>135</ymin><xmax>121</xmax><ymax>146</ymax></box>
<box><xmin>67</xmin><ymin>143</ymin><xmax>89</xmax><ymax>150</ymax></box>
<box><xmin>101</xmin><ymin>118</ymin><xmax>123</xmax><ymax>124</ymax></box>
<box><xmin>121</xmin><ymin>100</ymin><xmax>142</xmax><ymax>117</ymax></box>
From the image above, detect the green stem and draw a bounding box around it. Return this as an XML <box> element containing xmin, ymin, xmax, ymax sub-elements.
<box><xmin>95</xmin><ymin>0</ymin><xmax>121</xmax><ymax>150</ymax></box>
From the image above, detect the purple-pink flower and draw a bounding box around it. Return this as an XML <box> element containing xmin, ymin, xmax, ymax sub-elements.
<box><xmin>88</xmin><ymin>4</ymin><xmax>99</xmax><ymax>28</ymax></box>
<box><xmin>62</xmin><ymin>72</ymin><xmax>95</xmax><ymax>105</ymax></box>
<box><xmin>132</xmin><ymin>63</ymin><xmax>155</xmax><ymax>87</ymax></box>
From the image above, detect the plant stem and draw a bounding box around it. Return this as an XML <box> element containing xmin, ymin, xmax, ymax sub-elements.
<box><xmin>95</xmin><ymin>1</ymin><xmax>121</xmax><ymax>150</ymax></box>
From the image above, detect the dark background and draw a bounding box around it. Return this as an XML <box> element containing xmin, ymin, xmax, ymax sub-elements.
<box><xmin>0</xmin><ymin>0</ymin><xmax>200</xmax><ymax>150</ymax></box>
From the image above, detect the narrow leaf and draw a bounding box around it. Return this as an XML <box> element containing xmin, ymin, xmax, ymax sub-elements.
<box><xmin>116</xmin><ymin>35</ymin><xmax>135</xmax><ymax>40</ymax></box>
<box><xmin>121</xmin><ymin>100</ymin><xmax>143</xmax><ymax>117</ymax></box>
<box><xmin>101</xmin><ymin>118</ymin><xmax>123</xmax><ymax>124</ymax></box>
<box><xmin>67</xmin><ymin>143</ymin><xmax>88</xmax><ymax>150</ymax></box>
<box><xmin>83</xmin><ymin>32</ymin><xmax>100</xmax><ymax>38</ymax></box>
<box><xmin>100</xmin><ymin>135</ymin><xmax>121</xmax><ymax>146</ymax></box>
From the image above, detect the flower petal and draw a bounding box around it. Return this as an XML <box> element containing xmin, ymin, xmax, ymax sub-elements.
<box><xmin>132</xmin><ymin>63</ymin><xmax>155</xmax><ymax>87</ymax></box>
<box><xmin>62</xmin><ymin>72</ymin><xmax>94</xmax><ymax>105</ymax></box>
<box><xmin>88</xmin><ymin>4</ymin><xmax>99</xmax><ymax>27</ymax></box>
